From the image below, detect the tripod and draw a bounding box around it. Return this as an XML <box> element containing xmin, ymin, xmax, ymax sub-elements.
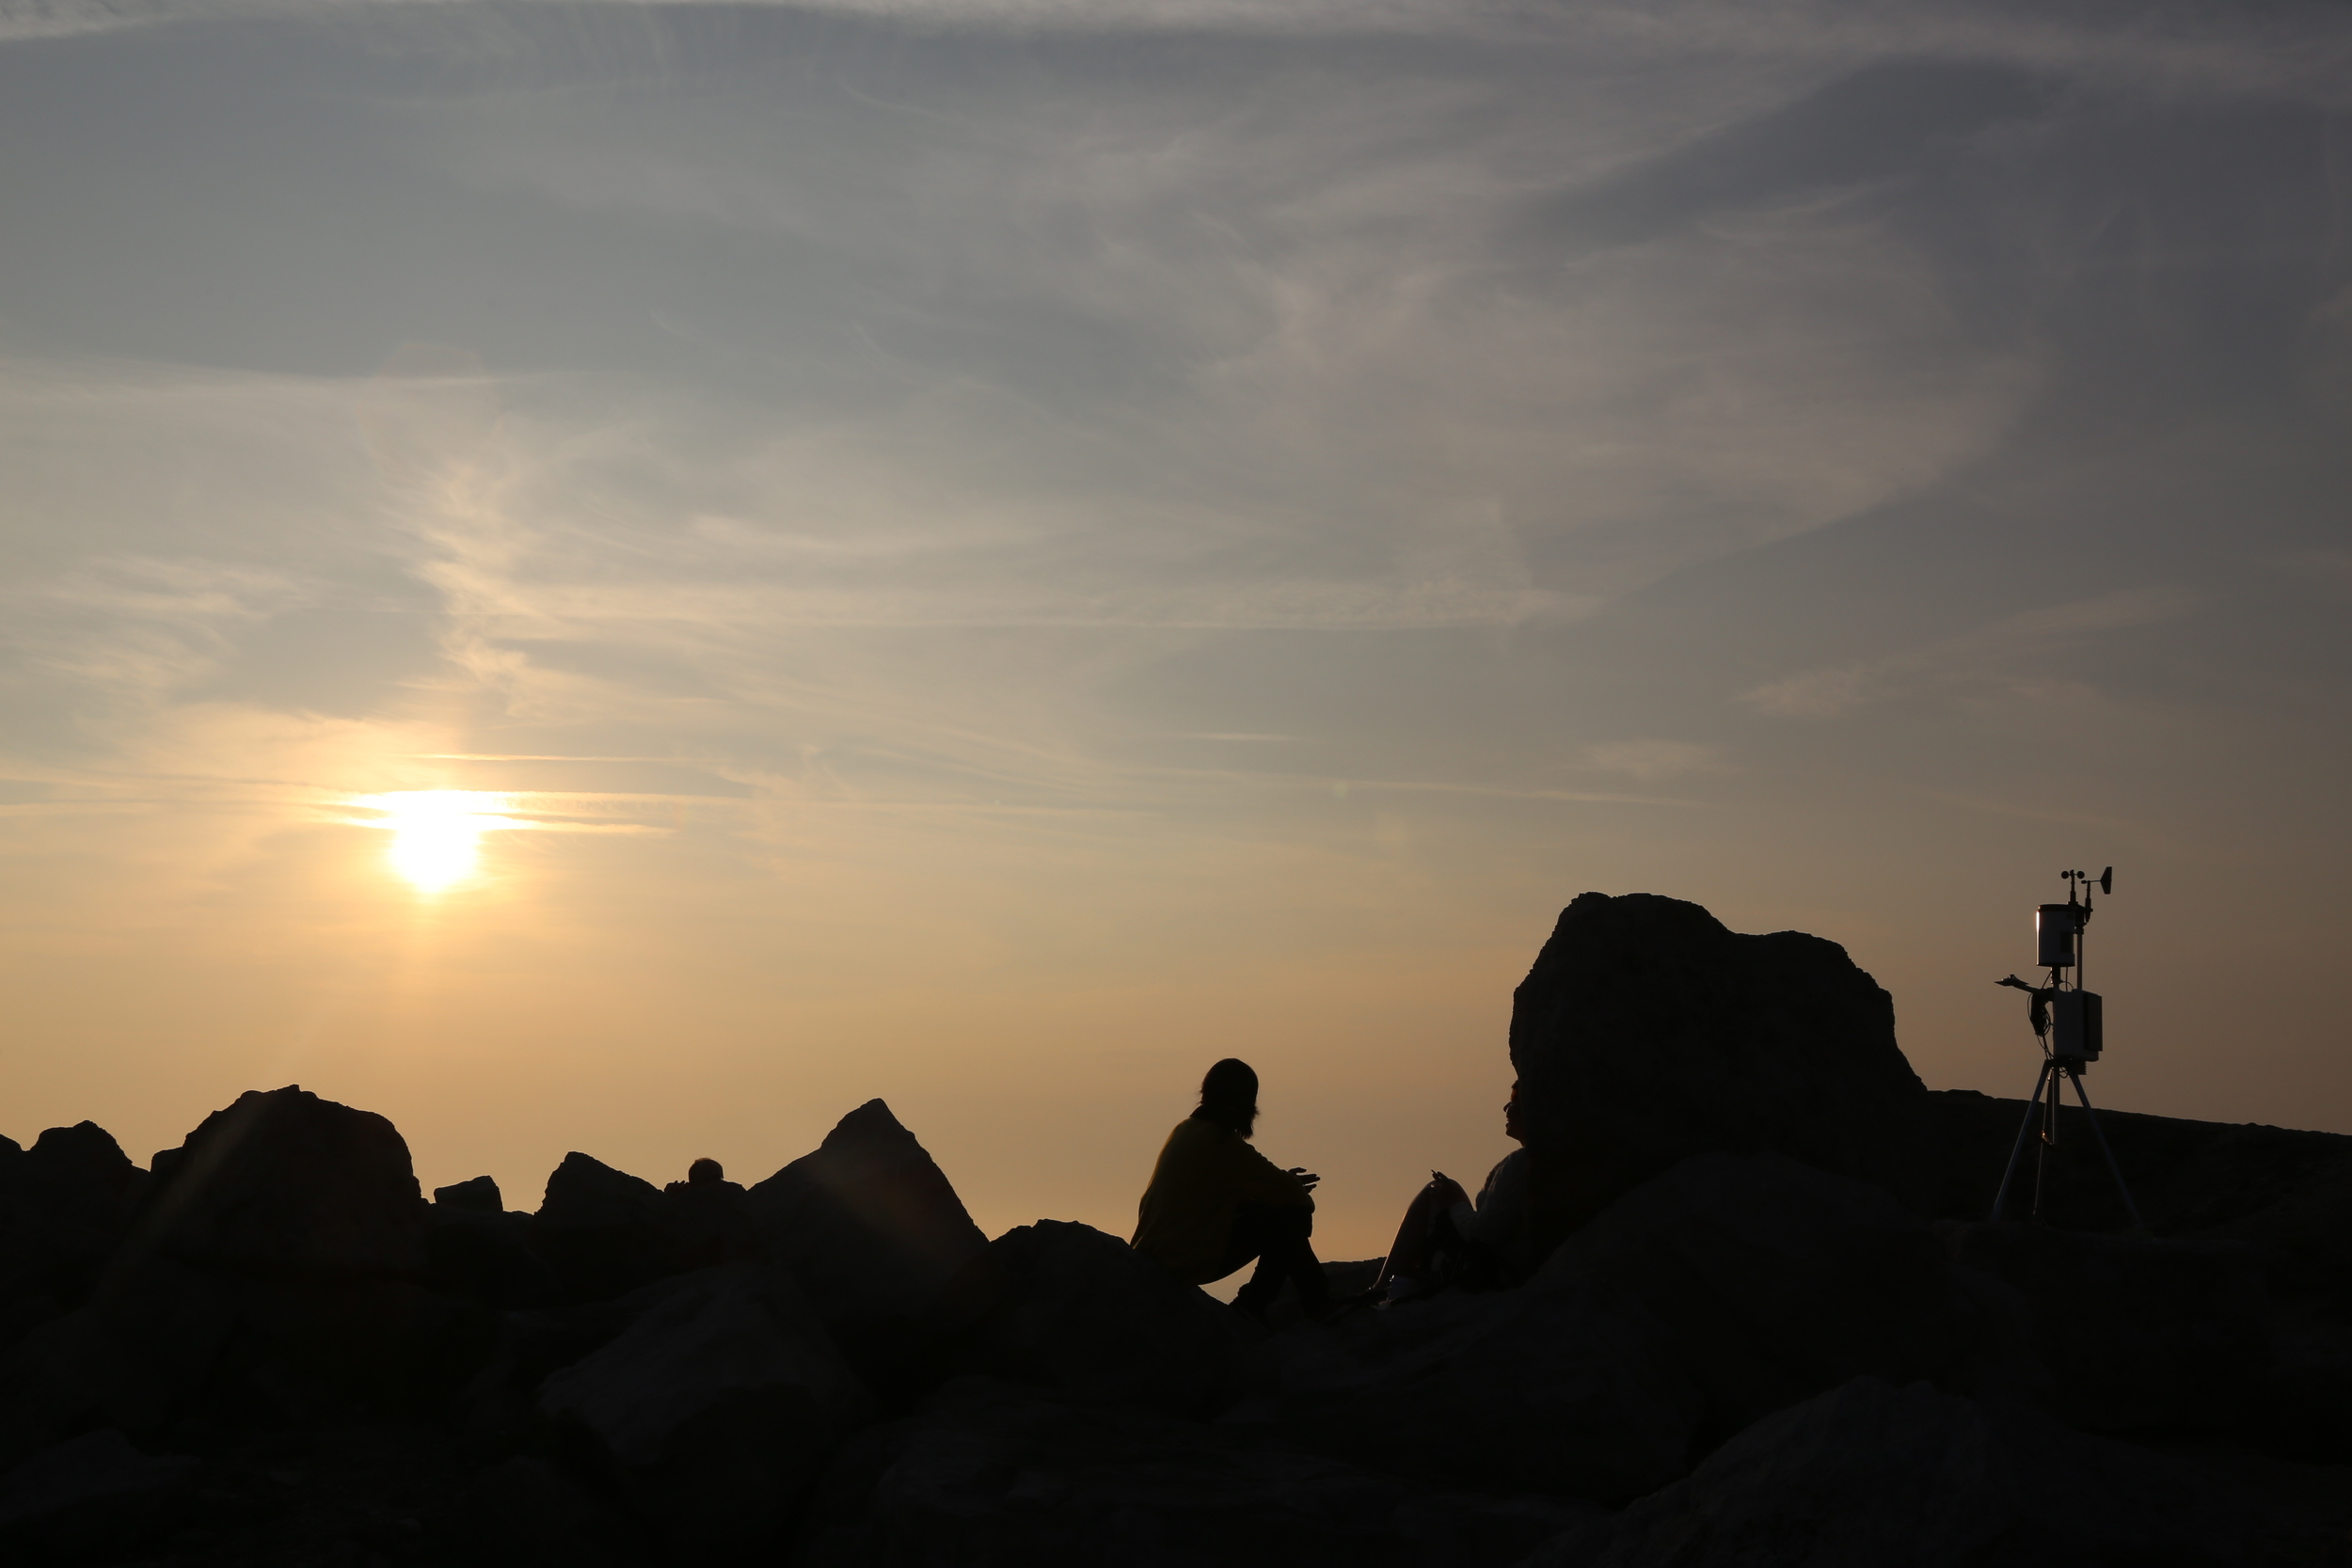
<box><xmin>1987</xmin><ymin>1045</ymin><xmax>2143</xmax><ymax>1228</ymax></box>
<box><xmin>1986</xmin><ymin>866</ymin><xmax>2144</xmax><ymax>1229</ymax></box>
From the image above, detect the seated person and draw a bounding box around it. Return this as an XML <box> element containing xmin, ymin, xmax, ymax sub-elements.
<box><xmin>1131</xmin><ymin>1058</ymin><xmax>1330</xmax><ymax>1322</ymax></box>
<box><xmin>1371</xmin><ymin>1082</ymin><xmax>1537</xmax><ymax>1304</ymax></box>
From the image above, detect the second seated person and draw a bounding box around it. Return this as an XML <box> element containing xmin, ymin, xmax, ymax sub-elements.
<box><xmin>1130</xmin><ymin>1057</ymin><xmax>1331</xmax><ymax>1322</ymax></box>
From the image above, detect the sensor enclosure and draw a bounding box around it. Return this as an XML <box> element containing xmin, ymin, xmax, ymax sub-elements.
<box><xmin>2037</xmin><ymin>904</ymin><xmax>2083</xmax><ymax>969</ymax></box>
<box><xmin>2053</xmin><ymin>990</ymin><xmax>2103</xmax><ymax>1062</ymax></box>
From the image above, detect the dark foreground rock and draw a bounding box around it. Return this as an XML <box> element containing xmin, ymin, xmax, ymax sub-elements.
<box><xmin>1947</xmin><ymin>1222</ymin><xmax>2274</xmax><ymax>1435</ymax></box>
<box><xmin>0</xmin><ymin>1124</ymin><xmax>149</xmax><ymax>1315</ymax></box>
<box><xmin>1248</xmin><ymin>1153</ymin><xmax>1999</xmax><ymax>1501</ymax></box>
<box><xmin>746</xmin><ymin>1101</ymin><xmax>988</xmax><ymax>1379</ymax></box>
<box><xmin>1509</xmin><ymin>893</ymin><xmax>1936</xmax><ymax>1246</ymax></box>
<box><xmin>0</xmin><ymin>1427</ymin><xmax>198</xmax><ymax>1560</ymax></box>
<box><xmin>929</xmin><ymin>1220</ymin><xmax>1253</xmax><ymax>1418</ymax></box>
<box><xmin>539</xmin><ymin>1262</ymin><xmax>868</xmax><ymax>1560</ymax></box>
<box><xmin>796</xmin><ymin>1376</ymin><xmax>1601</xmax><ymax>1568</ymax></box>
<box><xmin>137</xmin><ymin>1086</ymin><xmax>423</xmax><ymax>1279</ymax></box>
<box><xmin>532</xmin><ymin>1153</ymin><xmax>676</xmax><ymax>1303</ymax></box>
<box><xmin>1520</xmin><ymin>1375</ymin><xmax>2352</xmax><ymax>1568</ymax></box>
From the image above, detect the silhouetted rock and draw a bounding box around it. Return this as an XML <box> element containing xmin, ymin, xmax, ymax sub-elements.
<box><xmin>930</xmin><ymin>1220</ymin><xmax>1253</xmax><ymax>1418</ymax></box>
<box><xmin>1948</xmin><ymin>1223</ymin><xmax>2273</xmax><ymax>1434</ymax></box>
<box><xmin>1540</xmin><ymin>1152</ymin><xmax>2026</xmax><ymax>1448</ymax></box>
<box><xmin>746</xmin><ymin>1101</ymin><xmax>987</xmax><ymax>1374</ymax></box>
<box><xmin>435</xmin><ymin>1176</ymin><xmax>502</xmax><ymax>1212</ymax></box>
<box><xmin>22</xmin><ymin>1125</ymin><xmax>147</xmax><ymax>1243</ymax></box>
<box><xmin>0</xmin><ymin>1123</ymin><xmax>149</xmax><ymax>1319</ymax></box>
<box><xmin>538</xmin><ymin>1262</ymin><xmax>867</xmax><ymax>1560</ymax></box>
<box><xmin>1509</xmin><ymin>894</ymin><xmax>1935</xmax><ymax>1249</ymax></box>
<box><xmin>0</xmin><ymin>1308</ymin><xmax>171</xmax><ymax>1471</ymax></box>
<box><xmin>1251</xmin><ymin>1152</ymin><xmax>2028</xmax><ymax>1502</ymax></box>
<box><xmin>1520</xmin><ymin>1375</ymin><xmax>2347</xmax><ymax>1567</ymax></box>
<box><xmin>797</xmin><ymin>1376</ymin><xmax>1601</xmax><ymax>1568</ymax></box>
<box><xmin>1248</xmin><ymin>1264</ymin><xmax>1697</xmax><ymax>1504</ymax></box>
<box><xmin>0</xmin><ymin>1427</ymin><xmax>197</xmax><ymax>1560</ymax></box>
<box><xmin>532</xmin><ymin>1153</ymin><xmax>675</xmax><ymax>1302</ymax></box>
<box><xmin>459</xmin><ymin>1453</ymin><xmax>649</xmax><ymax>1568</ymax></box>
<box><xmin>1931</xmin><ymin>1088</ymin><xmax>2352</xmax><ymax>1303</ymax></box>
<box><xmin>138</xmin><ymin>1086</ymin><xmax>423</xmax><ymax>1278</ymax></box>
<box><xmin>424</xmin><ymin>1205</ymin><xmax>563</xmax><ymax>1311</ymax></box>
<box><xmin>77</xmin><ymin>1089</ymin><xmax>474</xmax><ymax>1424</ymax></box>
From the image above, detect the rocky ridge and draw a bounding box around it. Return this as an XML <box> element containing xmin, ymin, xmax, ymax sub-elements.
<box><xmin>3</xmin><ymin>892</ymin><xmax>2349</xmax><ymax>1564</ymax></box>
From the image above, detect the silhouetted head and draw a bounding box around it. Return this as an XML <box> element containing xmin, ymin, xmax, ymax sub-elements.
<box><xmin>687</xmin><ymin>1157</ymin><xmax>723</xmax><ymax>1185</ymax></box>
<box><xmin>1503</xmin><ymin>1082</ymin><xmax>1524</xmax><ymax>1145</ymax></box>
<box><xmin>1196</xmin><ymin>1057</ymin><xmax>1260</xmax><ymax>1137</ymax></box>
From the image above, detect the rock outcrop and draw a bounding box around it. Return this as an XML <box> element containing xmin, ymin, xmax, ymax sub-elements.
<box><xmin>797</xmin><ymin>1376</ymin><xmax>1601</xmax><ymax>1568</ymax></box>
<box><xmin>745</xmin><ymin>1101</ymin><xmax>987</xmax><ymax>1377</ymax></box>
<box><xmin>1519</xmin><ymin>1375</ymin><xmax>2349</xmax><ymax>1567</ymax></box>
<box><xmin>137</xmin><ymin>1086</ymin><xmax>424</xmax><ymax>1278</ymax></box>
<box><xmin>930</xmin><ymin>1219</ymin><xmax>1253</xmax><ymax>1418</ymax></box>
<box><xmin>532</xmin><ymin>1153</ymin><xmax>677</xmax><ymax>1303</ymax></box>
<box><xmin>0</xmin><ymin>1426</ymin><xmax>198</xmax><ymax>1560</ymax></box>
<box><xmin>539</xmin><ymin>1263</ymin><xmax>867</xmax><ymax>1558</ymax></box>
<box><xmin>1509</xmin><ymin>893</ymin><xmax>1935</xmax><ymax>1239</ymax></box>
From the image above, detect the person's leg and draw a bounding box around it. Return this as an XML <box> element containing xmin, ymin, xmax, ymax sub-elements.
<box><xmin>1371</xmin><ymin>1175</ymin><xmax>1471</xmax><ymax>1294</ymax></box>
<box><xmin>1228</xmin><ymin>1202</ymin><xmax>1326</xmax><ymax>1321</ymax></box>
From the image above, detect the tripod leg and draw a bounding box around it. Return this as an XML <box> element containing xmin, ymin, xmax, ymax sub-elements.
<box><xmin>2064</xmin><ymin>1069</ymin><xmax>2148</xmax><ymax>1234</ymax></box>
<box><xmin>2031</xmin><ymin>1065</ymin><xmax>2058</xmax><ymax>1219</ymax></box>
<box><xmin>1989</xmin><ymin>1060</ymin><xmax>2054</xmax><ymax>1223</ymax></box>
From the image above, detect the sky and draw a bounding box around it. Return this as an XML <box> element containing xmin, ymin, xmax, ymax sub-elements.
<box><xmin>1</xmin><ymin>0</ymin><xmax>2347</xmax><ymax>1260</ymax></box>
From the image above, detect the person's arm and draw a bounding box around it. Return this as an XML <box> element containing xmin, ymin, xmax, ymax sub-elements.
<box><xmin>1225</xmin><ymin>1133</ymin><xmax>1314</xmax><ymax>1205</ymax></box>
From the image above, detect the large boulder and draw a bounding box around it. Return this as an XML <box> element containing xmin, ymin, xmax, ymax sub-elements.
<box><xmin>1947</xmin><ymin>1224</ymin><xmax>2273</xmax><ymax>1435</ymax></box>
<box><xmin>1541</xmin><ymin>1152</ymin><xmax>2026</xmax><ymax>1448</ymax></box>
<box><xmin>1929</xmin><ymin>1088</ymin><xmax>2352</xmax><ymax>1302</ymax></box>
<box><xmin>1247</xmin><ymin>1273</ymin><xmax>1699</xmax><ymax>1505</ymax></box>
<box><xmin>135</xmin><ymin>1085</ymin><xmax>423</xmax><ymax>1278</ymax></box>
<box><xmin>928</xmin><ymin>1220</ymin><xmax>1253</xmax><ymax>1418</ymax></box>
<box><xmin>0</xmin><ymin>1123</ymin><xmax>151</xmax><ymax>1323</ymax></box>
<box><xmin>532</xmin><ymin>1153</ymin><xmax>676</xmax><ymax>1302</ymax></box>
<box><xmin>797</xmin><ymin>1376</ymin><xmax>1600</xmax><ymax>1568</ymax></box>
<box><xmin>91</xmin><ymin>1090</ymin><xmax>490</xmax><ymax>1423</ymax></box>
<box><xmin>0</xmin><ymin>1427</ymin><xmax>199</xmax><ymax>1561</ymax></box>
<box><xmin>1521</xmin><ymin>1376</ymin><xmax>2347</xmax><ymax>1567</ymax></box>
<box><xmin>1509</xmin><ymin>894</ymin><xmax>1935</xmax><ymax>1245</ymax></box>
<box><xmin>457</xmin><ymin>1453</ymin><xmax>650</xmax><ymax>1568</ymax></box>
<box><xmin>1253</xmin><ymin>1153</ymin><xmax>2027</xmax><ymax>1501</ymax></box>
<box><xmin>0</xmin><ymin>1308</ymin><xmax>175</xmax><ymax>1470</ymax></box>
<box><xmin>425</xmin><ymin>1205</ymin><xmax>564</xmax><ymax>1311</ymax></box>
<box><xmin>746</xmin><ymin>1101</ymin><xmax>987</xmax><ymax>1370</ymax></box>
<box><xmin>537</xmin><ymin>1262</ymin><xmax>868</xmax><ymax>1560</ymax></box>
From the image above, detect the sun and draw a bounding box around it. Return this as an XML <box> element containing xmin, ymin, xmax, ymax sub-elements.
<box><xmin>365</xmin><ymin>791</ymin><xmax>506</xmax><ymax>894</ymax></box>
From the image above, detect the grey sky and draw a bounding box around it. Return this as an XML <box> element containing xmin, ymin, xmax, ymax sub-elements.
<box><xmin>2</xmin><ymin>0</ymin><xmax>2346</xmax><ymax>1247</ymax></box>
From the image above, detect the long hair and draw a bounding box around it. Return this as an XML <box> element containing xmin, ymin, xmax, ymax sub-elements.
<box><xmin>1195</xmin><ymin>1057</ymin><xmax>1260</xmax><ymax>1136</ymax></box>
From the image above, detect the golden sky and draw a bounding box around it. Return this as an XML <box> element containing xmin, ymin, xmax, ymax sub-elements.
<box><xmin>2</xmin><ymin>0</ymin><xmax>2347</xmax><ymax>1260</ymax></box>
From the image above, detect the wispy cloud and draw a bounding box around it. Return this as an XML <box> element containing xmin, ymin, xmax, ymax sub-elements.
<box><xmin>1738</xmin><ymin>588</ymin><xmax>2199</xmax><ymax>720</ymax></box>
<box><xmin>1578</xmin><ymin>739</ymin><xmax>1728</xmax><ymax>780</ymax></box>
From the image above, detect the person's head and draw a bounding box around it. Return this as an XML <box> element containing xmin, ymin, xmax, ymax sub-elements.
<box><xmin>1502</xmin><ymin>1082</ymin><xmax>1524</xmax><ymax>1145</ymax></box>
<box><xmin>687</xmin><ymin>1157</ymin><xmax>724</xmax><ymax>1185</ymax></box>
<box><xmin>1197</xmin><ymin>1057</ymin><xmax>1260</xmax><ymax>1137</ymax></box>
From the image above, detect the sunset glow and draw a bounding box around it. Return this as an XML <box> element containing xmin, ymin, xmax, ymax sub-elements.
<box><xmin>366</xmin><ymin>792</ymin><xmax>510</xmax><ymax>895</ymax></box>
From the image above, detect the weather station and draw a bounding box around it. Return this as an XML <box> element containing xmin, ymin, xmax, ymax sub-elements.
<box><xmin>1987</xmin><ymin>867</ymin><xmax>2144</xmax><ymax>1228</ymax></box>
